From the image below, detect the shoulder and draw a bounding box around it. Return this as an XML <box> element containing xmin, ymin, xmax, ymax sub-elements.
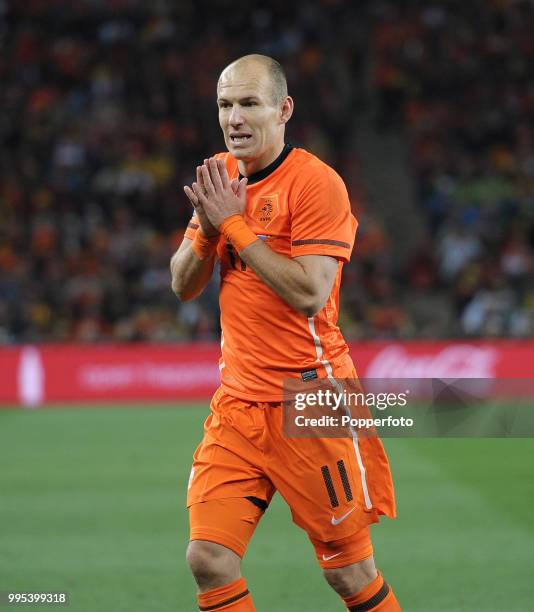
<box><xmin>290</xmin><ymin>148</ymin><xmax>347</xmax><ymax>190</ymax></box>
<box><xmin>288</xmin><ymin>148</ymin><xmax>349</xmax><ymax>205</ymax></box>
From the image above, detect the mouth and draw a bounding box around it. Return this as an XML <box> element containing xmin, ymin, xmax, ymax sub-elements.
<box><xmin>229</xmin><ymin>134</ymin><xmax>252</xmax><ymax>144</ymax></box>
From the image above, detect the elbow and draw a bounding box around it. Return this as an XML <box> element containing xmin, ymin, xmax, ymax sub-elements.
<box><xmin>170</xmin><ymin>273</ymin><xmax>182</xmax><ymax>300</ymax></box>
<box><xmin>303</xmin><ymin>302</ymin><xmax>324</xmax><ymax>317</ymax></box>
<box><xmin>170</xmin><ymin>260</ymin><xmax>191</xmax><ymax>301</ymax></box>
<box><xmin>171</xmin><ymin>285</ymin><xmax>185</xmax><ymax>301</ymax></box>
<box><xmin>171</xmin><ymin>279</ymin><xmax>192</xmax><ymax>302</ymax></box>
<box><xmin>170</xmin><ymin>260</ymin><xmax>183</xmax><ymax>300</ymax></box>
<box><xmin>295</xmin><ymin>294</ymin><xmax>326</xmax><ymax>317</ymax></box>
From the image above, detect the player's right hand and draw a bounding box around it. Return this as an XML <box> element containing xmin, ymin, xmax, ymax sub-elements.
<box><xmin>183</xmin><ymin>163</ymin><xmax>240</xmax><ymax>237</ymax></box>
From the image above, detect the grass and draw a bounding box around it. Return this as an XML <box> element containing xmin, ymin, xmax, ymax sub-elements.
<box><xmin>1</xmin><ymin>405</ymin><xmax>533</xmax><ymax>611</ymax></box>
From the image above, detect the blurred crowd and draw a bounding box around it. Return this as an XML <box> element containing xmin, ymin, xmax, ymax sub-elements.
<box><xmin>363</xmin><ymin>0</ymin><xmax>534</xmax><ymax>338</ymax></box>
<box><xmin>0</xmin><ymin>0</ymin><xmax>532</xmax><ymax>343</ymax></box>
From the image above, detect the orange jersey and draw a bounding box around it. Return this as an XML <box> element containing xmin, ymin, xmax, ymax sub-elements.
<box><xmin>185</xmin><ymin>146</ymin><xmax>357</xmax><ymax>401</ymax></box>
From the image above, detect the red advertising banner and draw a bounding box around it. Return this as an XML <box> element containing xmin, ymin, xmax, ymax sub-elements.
<box><xmin>1</xmin><ymin>341</ymin><xmax>533</xmax><ymax>407</ymax></box>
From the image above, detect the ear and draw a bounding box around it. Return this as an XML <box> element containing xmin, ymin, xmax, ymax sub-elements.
<box><xmin>280</xmin><ymin>96</ymin><xmax>294</xmax><ymax>125</ymax></box>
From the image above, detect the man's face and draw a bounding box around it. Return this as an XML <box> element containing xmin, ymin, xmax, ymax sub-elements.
<box><xmin>217</xmin><ymin>65</ymin><xmax>282</xmax><ymax>164</ymax></box>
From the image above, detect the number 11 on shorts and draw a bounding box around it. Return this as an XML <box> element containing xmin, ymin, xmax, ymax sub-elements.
<box><xmin>321</xmin><ymin>459</ymin><xmax>353</xmax><ymax>508</ymax></box>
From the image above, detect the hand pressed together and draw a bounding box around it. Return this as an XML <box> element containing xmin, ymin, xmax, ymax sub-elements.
<box><xmin>187</xmin><ymin>158</ymin><xmax>248</xmax><ymax>230</ymax></box>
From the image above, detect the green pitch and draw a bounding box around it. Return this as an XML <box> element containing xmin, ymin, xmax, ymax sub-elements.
<box><xmin>1</xmin><ymin>405</ymin><xmax>533</xmax><ymax>611</ymax></box>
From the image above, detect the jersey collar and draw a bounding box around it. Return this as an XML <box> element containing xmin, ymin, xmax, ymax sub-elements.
<box><xmin>238</xmin><ymin>143</ymin><xmax>294</xmax><ymax>185</ymax></box>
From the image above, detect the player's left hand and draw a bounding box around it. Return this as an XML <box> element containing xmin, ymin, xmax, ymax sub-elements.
<box><xmin>191</xmin><ymin>158</ymin><xmax>247</xmax><ymax>229</ymax></box>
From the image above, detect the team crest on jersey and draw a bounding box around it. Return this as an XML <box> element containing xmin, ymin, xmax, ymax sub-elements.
<box><xmin>253</xmin><ymin>194</ymin><xmax>279</xmax><ymax>226</ymax></box>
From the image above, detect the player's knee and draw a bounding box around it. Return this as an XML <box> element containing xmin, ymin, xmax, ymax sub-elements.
<box><xmin>186</xmin><ymin>540</ymin><xmax>241</xmax><ymax>590</ymax></box>
<box><xmin>323</xmin><ymin>557</ymin><xmax>377</xmax><ymax>597</ymax></box>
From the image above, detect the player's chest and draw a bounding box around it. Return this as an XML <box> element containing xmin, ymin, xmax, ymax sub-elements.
<box><xmin>218</xmin><ymin>188</ymin><xmax>292</xmax><ymax>275</ymax></box>
<box><xmin>243</xmin><ymin>188</ymin><xmax>291</xmax><ymax>239</ymax></box>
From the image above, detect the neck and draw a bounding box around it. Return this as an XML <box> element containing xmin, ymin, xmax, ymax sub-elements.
<box><xmin>237</xmin><ymin>141</ymin><xmax>285</xmax><ymax>177</ymax></box>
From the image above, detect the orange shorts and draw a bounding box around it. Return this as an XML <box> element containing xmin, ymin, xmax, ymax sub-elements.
<box><xmin>187</xmin><ymin>383</ymin><xmax>395</xmax><ymax>569</ymax></box>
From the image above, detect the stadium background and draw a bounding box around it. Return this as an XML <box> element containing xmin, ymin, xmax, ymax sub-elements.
<box><xmin>1</xmin><ymin>0</ymin><xmax>533</xmax><ymax>610</ymax></box>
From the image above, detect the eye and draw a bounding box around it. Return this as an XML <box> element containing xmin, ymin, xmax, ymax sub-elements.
<box><xmin>218</xmin><ymin>102</ymin><xmax>231</xmax><ymax>109</ymax></box>
<box><xmin>243</xmin><ymin>101</ymin><xmax>257</xmax><ymax>107</ymax></box>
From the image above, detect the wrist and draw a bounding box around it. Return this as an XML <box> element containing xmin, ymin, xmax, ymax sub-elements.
<box><xmin>219</xmin><ymin>215</ymin><xmax>259</xmax><ymax>252</ymax></box>
<box><xmin>191</xmin><ymin>229</ymin><xmax>219</xmax><ymax>260</ymax></box>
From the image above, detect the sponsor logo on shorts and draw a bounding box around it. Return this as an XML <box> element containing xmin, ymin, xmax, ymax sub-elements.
<box><xmin>331</xmin><ymin>506</ymin><xmax>356</xmax><ymax>526</ymax></box>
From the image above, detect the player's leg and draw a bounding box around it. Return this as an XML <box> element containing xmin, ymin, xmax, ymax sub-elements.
<box><xmin>187</xmin><ymin>497</ymin><xmax>265</xmax><ymax>589</ymax></box>
<box><xmin>186</xmin><ymin>540</ymin><xmax>241</xmax><ymax>591</ymax></box>
<box><xmin>264</xmin><ymin>403</ymin><xmax>400</xmax><ymax>609</ymax></box>
<box><xmin>333</xmin><ymin>569</ymin><xmax>401</xmax><ymax>611</ymax></box>
<box><xmin>311</xmin><ymin>528</ymin><xmax>401</xmax><ymax>610</ymax></box>
<box><xmin>186</xmin><ymin>389</ymin><xmax>274</xmax><ymax>610</ymax></box>
<box><xmin>187</xmin><ymin>498</ymin><xmax>264</xmax><ymax>611</ymax></box>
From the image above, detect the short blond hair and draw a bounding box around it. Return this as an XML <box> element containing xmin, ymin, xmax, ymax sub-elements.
<box><xmin>221</xmin><ymin>54</ymin><xmax>288</xmax><ymax>105</ymax></box>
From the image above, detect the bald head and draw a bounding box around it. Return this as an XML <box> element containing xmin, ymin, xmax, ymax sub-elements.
<box><xmin>218</xmin><ymin>54</ymin><xmax>288</xmax><ymax>106</ymax></box>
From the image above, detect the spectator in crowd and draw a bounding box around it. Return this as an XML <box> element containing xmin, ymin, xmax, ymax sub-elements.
<box><xmin>1</xmin><ymin>0</ymin><xmax>532</xmax><ymax>342</ymax></box>
<box><xmin>371</xmin><ymin>0</ymin><xmax>534</xmax><ymax>337</ymax></box>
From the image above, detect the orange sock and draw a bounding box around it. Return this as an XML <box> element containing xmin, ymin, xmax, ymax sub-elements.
<box><xmin>197</xmin><ymin>577</ymin><xmax>255</xmax><ymax>611</ymax></box>
<box><xmin>343</xmin><ymin>572</ymin><xmax>401</xmax><ymax>611</ymax></box>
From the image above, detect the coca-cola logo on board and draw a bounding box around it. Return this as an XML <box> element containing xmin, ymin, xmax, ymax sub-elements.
<box><xmin>365</xmin><ymin>345</ymin><xmax>498</xmax><ymax>379</ymax></box>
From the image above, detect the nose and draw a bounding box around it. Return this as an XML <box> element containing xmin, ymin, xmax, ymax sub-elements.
<box><xmin>229</xmin><ymin>104</ymin><xmax>244</xmax><ymax>128</ymax></box>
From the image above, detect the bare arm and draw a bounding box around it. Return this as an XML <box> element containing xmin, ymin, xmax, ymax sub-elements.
<box><xmin>239</xmin><ymin>244</ymin><xmax>339</xmax><ymax>316</ymax></box>
<box><xmin>170</xmin><ymin>165</ymin><xmax>220</xmax><ymax>301</ymax></box>
<box><xmin>171</xmin><ymin>163</ymin><xmax>246</xmax><ymax>302</ymax></box>
<box><xmin>170</xmin><ymin>237</ymin><xmax>216</xmax><ymax>302</ymax></box>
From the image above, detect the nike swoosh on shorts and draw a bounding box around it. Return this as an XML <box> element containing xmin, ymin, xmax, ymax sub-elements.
<box><xmin>331</xmin><ymin>506</ymin><xmax>356</xmax><ymax>526</ymax></box>
<box><xmin>322</xmin><ymin>552</ymin><xmax>343</xmax><ymax>561</ymax></box>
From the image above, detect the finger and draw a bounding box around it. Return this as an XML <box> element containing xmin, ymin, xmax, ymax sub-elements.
<box><xmin>236</xmin><ymin>177</ymin><xmax>248</xmax><ymax>199</ymax></box>
<box><xmin>208</xmin><ymin>158</ymin><xmax>224</xmax><ymax>192</ymax></box>
<box><xmin>192</xmin><ymin>181</ymin><xmax>209</xmax><ymax>206</ymax></box>
<box><xmin>184</xmin><ymin>185</ymin><xmax>199</xmax><ymax>208</ymax></box>
<box><xmin>201</xmin><ymin>164</ymin><xmax>216</xmax><ymax>196</ymax></box>
<box><xmin>200</xmin><ymin>160</ymin><xmax>211</xmax><ymax>187</ymax></box>
<box><xmin>216</xmin><ymin>159</ymin><xmax>230</xmax><ymax>189</ymax></box>
<box><xmin>196</xmin><ymin>165</ymin><xmax>205</xmax><ymax>190</ymax></box>
<box><xmin>230</xmin><ymin>178</ymin><xmax>239</xmax><ymax>193</ymax></box>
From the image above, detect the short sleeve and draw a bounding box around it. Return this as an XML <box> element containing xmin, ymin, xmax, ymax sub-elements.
<box><xmin>290</xmin><ymin>166</ymin><xmax>357</xmax><ymax>263</ymax></box>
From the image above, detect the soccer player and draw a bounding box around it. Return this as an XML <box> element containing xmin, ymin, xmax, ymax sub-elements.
<box><xmin>170</xmin><ymin>54</ymin><xmax>400</xmax><ymax>611</ymax></box>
